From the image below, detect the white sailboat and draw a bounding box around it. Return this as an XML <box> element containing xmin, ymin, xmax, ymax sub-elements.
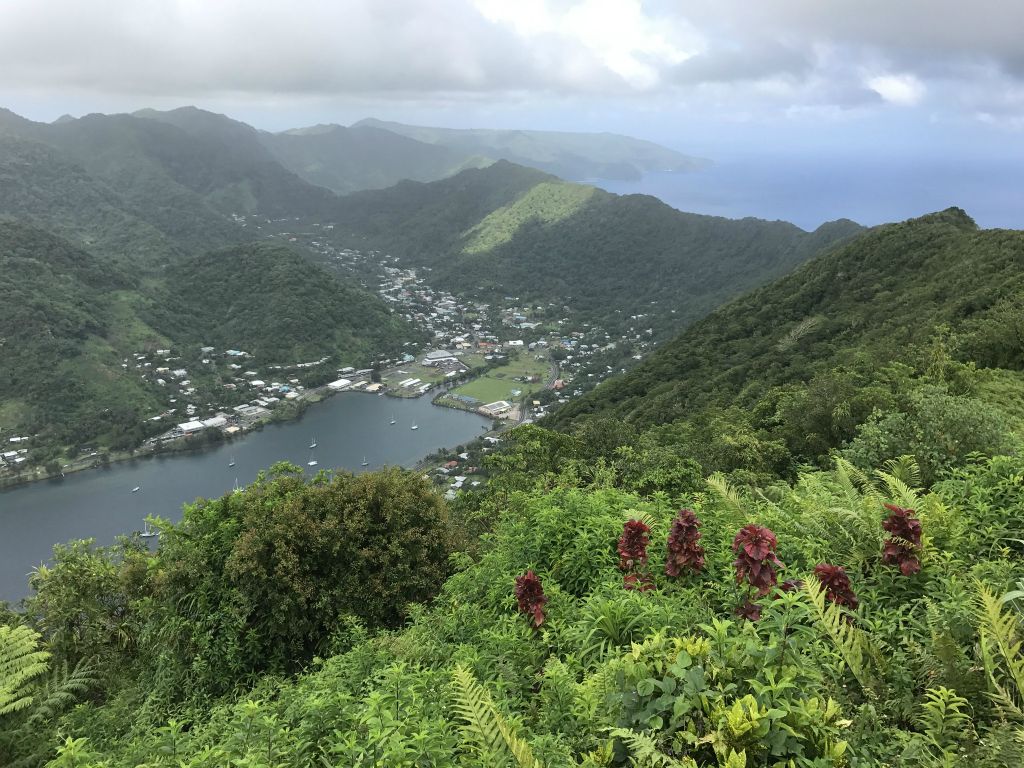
<box><xmin>307</xmin><ymin>449</ymin><xmax>318</xmax><ymax>467</ymax></box>
<box><xmin>361</xmin><ymin>456</ymin><xmax>369</xmax><ymax>466</ymax></box>
<box><xmin>309</xmin><ymin>436</ymin><xmax>318</xmax><ymax>449</ymax></box>
<box><xmin>389</xmin><ymin>414</ymin><xmax>396</xmax><ymax>425</ymax></box>
<box><xmin>410</xmin><ymin>422</ymin><xmax>418</xmax><ymax>430</ymax></box>
<box><xmin>228</xmin><ymin>456</ymin><xmax>236</xmax><ymax>467</ymax></box>
<box><xmin>131</xmin><ymin>486</ymin><xmax>141</xmax><ymax>493</ymax></box>
<box><xmin>140</xmin><ymin>520</ymin><xmax>158</xmax><ymax>539</ymax></box>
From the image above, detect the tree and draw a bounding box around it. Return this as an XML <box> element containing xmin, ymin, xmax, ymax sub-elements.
<box><xmin>148</xmin><ymin>464</ymin><xmax>454</xmax><ymax>697</ymax></box>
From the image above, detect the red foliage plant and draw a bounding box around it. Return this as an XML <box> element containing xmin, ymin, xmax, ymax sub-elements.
<box><xmin>665</xmin><ymin>508</ymin><xmax>705</xmax><ymax>577</ymax></box>
<box><xmin>732</xmin><ymin>524</ymin><xmax>784</xmax><ymax>597</ymax></box>
<box><xmin>881</xmin><ymin>503</ymin><xmax>923</xmax><ymax>576</ymax></box>
<box><xmin>618</xmin><ymin>519</ymin><xmax>651</xmax><ymax>572</ymax></box>
<box><xmin>735</xmin><ymin>600</ymin><xmax>762</xmax><ymax>622</ymax></box>
<box><xmin>813</xmin><ymin>563</ymin><xmax>858</xmax><ymax>609</ymax></box>
<box><xmin>514</xmin><ymin>570</ymin><xmax>548</xmax><ymax>628</ymax></box>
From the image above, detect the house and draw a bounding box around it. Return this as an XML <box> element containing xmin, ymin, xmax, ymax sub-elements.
<box><xmin>327</xmin><ymin>378</ymin><xmax>352</xmax><ymax>391</ymax></box>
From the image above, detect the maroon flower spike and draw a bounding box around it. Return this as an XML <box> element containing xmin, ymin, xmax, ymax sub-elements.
<box><xmin>514</xmin><ymin>570</ymin><xmax>548</xmax><ymax>628</ymax></box>
<box><xmin>665</xmin><ymin>508</ymin><xmax>706</xmax><ymax>577</ymax></box>
<box><xmin>618</xmin><ymin>519</ymin><xmax>651</xmax><ymax>572</ymax></box>
<box><xmin>813</xmin><ymin>563</ymin><xmax>858</xmax><ymax>609</ymax></box>
<box><xmin>735</xmin><ymin>600</ymin><xmax>762</xmax><ymax>622</ymax></box>
<box><xmin>881</xmin><ymin>503</ymin><xmax>923</xmax><ymax>576</ymax></box>
<box><xmin>732</xmin><ymin>524</ymin><xmax>784</xmax><ymax>596</ymax></box>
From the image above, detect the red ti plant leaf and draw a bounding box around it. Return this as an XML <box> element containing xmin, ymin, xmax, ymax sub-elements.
<box><xmin>665</xmin><ymin>508</ymin><xmax>705</xmax><ymax>577</ymax></box>
<box><xmin>735</xmin><ymin>600</ymin><xmax>763</xmax><ymax>622</ymax></box>
<box><xmin>813</xmin><ymin>563</ymin><xmax>858</xmax><ymax>609</ymax></box>
<box><xmin>881</xmin><ymin>503</ymin><xmax>923</xmax><ymax>576</ymax></box>
<box><xmin>732</xmin><ymin>524</ymin><xmax>783</xmax><ymax>597</ymax></box>
<box><xmin>618</xmin><ymin>519</ymin><xmax>651</xmax><ymax>572</ymax></box>
<box><xmin>514</xmin><ymin>570</ymin><xmax>548</xmax><ymax>628</ymax></box>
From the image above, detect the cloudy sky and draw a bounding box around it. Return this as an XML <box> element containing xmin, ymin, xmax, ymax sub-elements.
<box><xmin>2</xmin><ymin>0</ymin><xmax>1021</xmax><ymax>225</ymax></box>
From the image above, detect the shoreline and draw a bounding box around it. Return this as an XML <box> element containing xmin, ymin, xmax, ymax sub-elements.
<box><xmin>0</xmin><ymin>385</ymin><xmax>501</xmax><ymax>493</ymax></box>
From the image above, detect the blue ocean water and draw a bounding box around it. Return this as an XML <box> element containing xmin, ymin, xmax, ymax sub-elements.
<box><xmin>598</xmin><ymin>153</ymin><xmax>1024</xmax><ymax>232</ymax></box>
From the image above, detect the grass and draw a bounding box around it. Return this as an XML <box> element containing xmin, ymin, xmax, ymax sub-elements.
<box><xmin>453</xmin><ymin>354</ymin><xmax>550</xmax><ymax>404</ymax></box>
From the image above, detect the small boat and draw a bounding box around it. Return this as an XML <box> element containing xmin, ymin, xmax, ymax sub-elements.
<box><xmin>410</xmin><ymin>422</ymin><xmax>418</xmax><ymax>431</ymax></box>
<box><xmin>307</xmin><ymin>450</ymin><xmax>318</xmax><ymax>467</ymax></box>
<box><xmin>232</xmin><ymin>478</ymin><xmax>241</xmax><ymax>493</ymax></box>
<box><xmin>131</xmin><ymin>486</ymin><xmax>141</xmax><ymax>493</ymax></box>
<box><xmin>309</xmin><ymin>436</ymin><xmax>318</xmax><ymax>449</ymax></box>
<box><xmin>228</xmin><ymin>457</ymin><xmax>236</xmax><ymax>467</ymax></box>
<box><xmin>140</xmin><ymin>520</ymin><xmax>158</xmax><ymax>539</ymax></box>
<box><xmin>361</xmin><ymin>456</ymin><xmax>369</xmax><ymax>466</ymax></box>
<box><xmin>389</xmin><ymin>414</ymin><xmax>396</xmax><ymax>425</ymax></box>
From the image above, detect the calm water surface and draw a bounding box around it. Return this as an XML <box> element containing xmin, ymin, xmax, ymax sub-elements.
<box><xmin>0</xmin><ymin>392</ymin><xmax>488</xmax><ymax>603</ymax></box>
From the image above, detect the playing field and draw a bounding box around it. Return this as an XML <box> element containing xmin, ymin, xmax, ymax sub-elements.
<box><xmin>453</xmin><ymin>355</ymin><xmax>549</xmax><ymax>403</ymax></box>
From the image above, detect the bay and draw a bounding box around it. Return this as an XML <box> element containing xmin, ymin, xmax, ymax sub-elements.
<box><xmin>0</xmin><ymin>392</ymin><xmax>488</xmax><ymax>603</ymax></box>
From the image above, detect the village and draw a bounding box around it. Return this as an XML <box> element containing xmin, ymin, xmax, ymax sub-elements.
<box><xmin>1</xmin><ymin>217</ymin><xmax>658</xmax><ymax>484</ymax></box>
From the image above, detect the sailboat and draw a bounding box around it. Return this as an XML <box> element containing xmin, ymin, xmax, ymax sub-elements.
<box><xmin>131</xmin><ymin>486</ymin><xmax>141</xmax><ymax>493</ymax></box>
<box><xmin>140</xmin><ymin>520</ymin><xmax>158</xmax><ymax>539</ymax></box>
<box><xmin>361</xmin><ymin>456</ymin><xmax>369</xmax><ymax>467</ymax></box>
<box><xmin>307</xmin><ymin>450</ymin><xmax>318</xmax><ymax>467</ymax></box>
<box><xmin>232</xmin><ymin>477</ymin><xmax>241</xmax><ymax>493</ymax></box>
<box><xmin>389</xmin><ymin>414</ymin><xmax>396</xmax><ymax>425</ymax></box>
<box><xmin>309</xmin><ymin>436</ymin><xmax>318</xmax><ymax>449</ymax></box>
<box><xmin>410</xmin><ymin>422</ymin><xmax>418</xmax><ymax>430</ymax></box>
<box><xmin>228</xmin><ymin>456</ymin><xmax>236</xmax><ymax>467</ymax></box>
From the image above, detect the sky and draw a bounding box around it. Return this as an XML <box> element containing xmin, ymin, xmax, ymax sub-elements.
<box><xmin>1</xmin><ymin>0</ymin><xmax>1022</xmax><ymax>226</ymax></box>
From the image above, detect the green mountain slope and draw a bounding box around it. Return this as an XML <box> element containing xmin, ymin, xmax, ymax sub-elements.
<box><xmin>331</xmin><ymin>161</ymin><xmax>862</xmax><ymax>331</ymax></box>
<box><xmin>355</xmin><ymin>117</ymin><xmax>709</xmax><ymax>180</ymax></box>
<box><xmin>144</xmin><ymin>242</ymin><xmax>411</xmax><ymax>364</ymax></box>
<box><xmin>0</xmin><ymin>220</ymin><xmax>165</xmax><ymax>449</ymax></box>
<box><xmin>0</xmin><ymin>225</ymin><xmax>413</xmax><ymax>457</ymax></box>
<box><xmin>262</xmin><ymin>123</ymin><xmax>491</xmax><ymax>195</ymax></box>
<box><xmin>550</xmin><ymin>208</ymin><xmax>1024</xmax><ymax>430</ymax></box>
<box><xmin>0</xmin><ymin>136</ymin><xmax>194</xmax><ymax>268</ymax></box>
<box><xmin>130</xmin><ymin>106</ymin><xmax>339</xmax><ymax>216</ymax></box>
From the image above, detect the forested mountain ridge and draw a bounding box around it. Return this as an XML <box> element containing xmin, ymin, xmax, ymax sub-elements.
<box><xmin>330</xmin><ymin>160</ymin><xmax>863</xmax><ymax>332</ymax></box>
<box><xmin>261</xmin><ymin>122</ymin><xmax>492</xmax><ymax>195</ymax></box>
<box><xmin>549</xmin><ymin>207</ymin><xmax>1024</xmax><ymax>430</ymax></box>
<box><xmin>354</xmin><ymin>116</ymin><xmax>710</xmax><ymax>180</ymax></box>
<box><xmin>0</xmin><ymin>135</ymin><xmax>207</xmax><ymax>268</ymax></box>
<box><xmin>0</xmin><ymin>219</ymin><xmax>165</xmax><ymax>449</ymax></box>
<box><xmin>144</xmin><ymin>242</ymin><xmax>413</xmax><ymax>364</ymax></box>
<box><xmin>0</xmin><ymin>224</ymin><xmax>414</xmax><ymax>457</ymax></box>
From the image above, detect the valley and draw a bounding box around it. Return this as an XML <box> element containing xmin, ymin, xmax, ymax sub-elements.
<box><xmin>3</xmin><ymin>100</ymin><xmax>1024</xmax><ymax>768</ymax></box>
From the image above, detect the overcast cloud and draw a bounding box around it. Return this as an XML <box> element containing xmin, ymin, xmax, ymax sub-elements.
<box><xmin>1</xmin><ymin>0</ymin><xmax>1022</xmax><ymax>127</ymax></box>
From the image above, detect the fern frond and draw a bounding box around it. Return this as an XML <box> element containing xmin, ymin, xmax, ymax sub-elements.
<box><xmin>706</xmin><ymin>473</ymin><xmax>745</xmax><ymax>515</ymax></box>
<box><xmin>976</xmin><ymin>582</ymin><xmax>1024</xmax><ymax>722</ymax></box>
<box><xmin>802</xmin><ymin>578</ymin><xmax>879</xmax><ymax>694</ymax></box>
<box><xmin>26</xmin><ymin>657</ymin><xmax>97</xmax><ymax>727</ymax></box>
<box><xmin>0</xmin><ymin>625</ymin><xmax>50</xmax><ymax>717</ymax></box>
<box><xmin>917</xmin><ymin>687</ymin><xmax>973</xmax><ymax>750</ymax></box>
<box><xmin>874</xmin><ymin>458</ymin><xmax>922</xmax><ymax>508</ymax></box>
<box><xmin>450</xmin><ymin>665</ymin><xmax>544</xmax><ymax>768</ymax></box>
<box><xmin>608</xmin><ymin>728</ymin><xmax>696</xmax><ymax>767</ymax></box>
